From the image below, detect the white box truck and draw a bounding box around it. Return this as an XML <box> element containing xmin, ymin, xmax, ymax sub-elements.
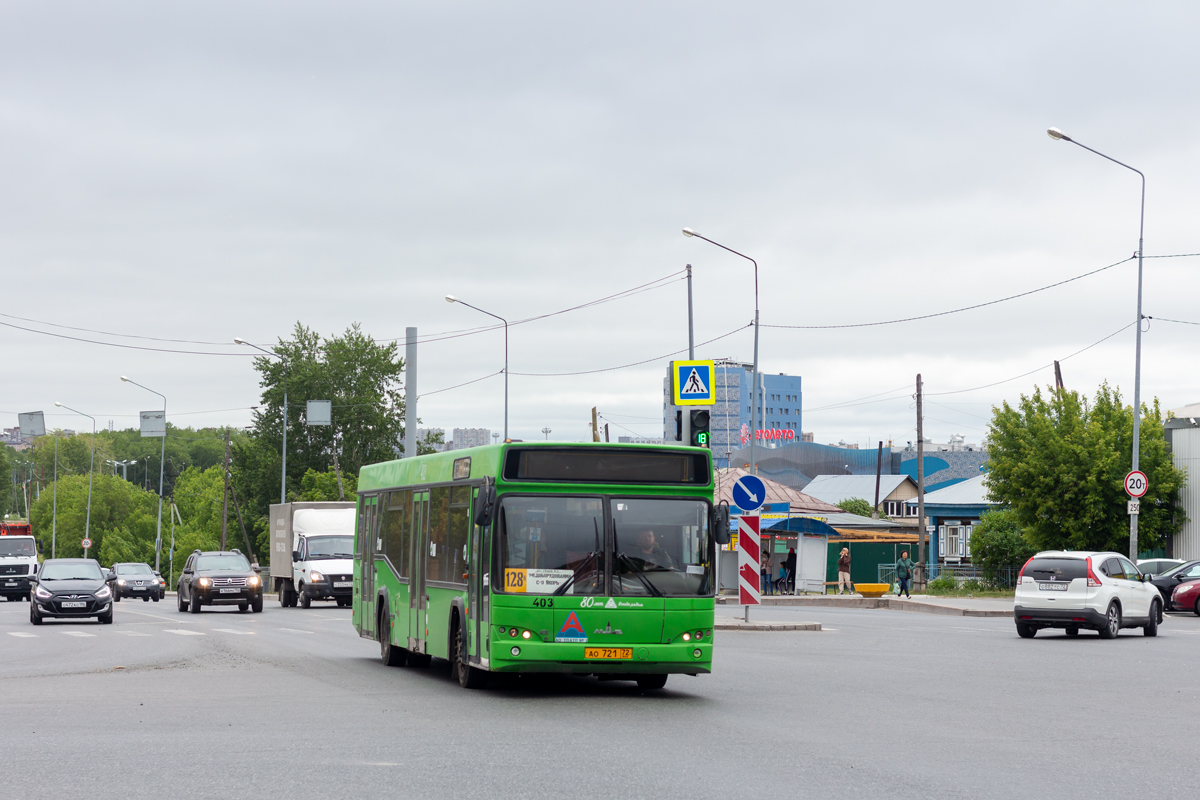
<box><xmin>269</xmin><ymin>502</ymin><xmax>356</xmax><ymax>608</ymax></box>
<box><xmin>0</xmin><ymin>526</ymin><xmax>41</xmax><ymax>601</ymax></box>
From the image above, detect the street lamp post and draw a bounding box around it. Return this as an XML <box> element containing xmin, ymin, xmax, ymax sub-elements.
<box><xmin>236</xmin><ymin>338</ymin><xmax>288</xmax><ymax>504</ymax></box>
<box><xmin>445</xmin><ymin>295</ymin><xmax>509</xmax><ymax>441</ymax></box>
<box><xmin>54</xmin><ymin>402</ymin><xmax>96</xmax><ymax>554</ymax></box>
<box><xmin>683</xmin><ymin>227</ymin><xmax>761</xmax><ymax>473</ymax></box>
<box><xmin>1047</xmin><ymin>127</ymin><xmax>1146</xmax><ymax>559</ymax></box>
<box><xmin>121</xmin><ymin>376</ymin><xmax>167</xmax><ymax>572</ymax></box>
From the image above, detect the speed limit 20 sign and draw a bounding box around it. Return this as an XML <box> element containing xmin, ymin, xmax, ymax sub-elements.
<box><xmin>1124</xmin><ymin>470</ymin><xmax>1148</xmax><ymax>498</ymax></box>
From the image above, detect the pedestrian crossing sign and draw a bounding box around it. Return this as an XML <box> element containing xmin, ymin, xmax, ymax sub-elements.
<box><xmin>672</xmin><ymin>360</ymin><xmax>715</xmax><ymax>406</ymax></box>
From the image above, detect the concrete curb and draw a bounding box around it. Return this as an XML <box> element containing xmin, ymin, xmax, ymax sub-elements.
<box><xmin>716</xmin><ymin>595</ymin><xmax>1011</xmax><ymax>618</ymax></box>
<box><xmin>715</xmin><ymin>620</ymin><xmax>822</xmax><ymax>631</ymax></box>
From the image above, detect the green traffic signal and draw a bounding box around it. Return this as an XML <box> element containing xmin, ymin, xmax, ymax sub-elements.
<box><xmin>695</xmin><ymin>431</ymin><xmax>710</xmax><ymax>446</ymax></box>
<box><xmin>690</xmin><ymin>409</ymin><xmax>710</xmax><ymax>448</ymax></box>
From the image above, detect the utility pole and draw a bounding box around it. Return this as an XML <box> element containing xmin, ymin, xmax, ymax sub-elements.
<box><xmin>591</xmin><ymin>407</ymin><xmax>600</xmax><ymax>442</ymax></box>
<box><xmin>916</xmin><ymin>374</ymin><xmax>926</xmax><ymax>588</ymax></box>
<box><xmin>331</xmin><ymin>451</ymin><xmax>346</xmax><ymax>501</ymax></box>
<box><xmin>221</xmin><ymin>430</ymin><xmax>230</xmax><ymax>551</ymax></box>
<box><xmin>682</xmin><ymin>263</ymin><xmax>694</xmax><ymax>447</ymax></box>
<box><xmin>872</xmin><ymin>441</ymin><xmax>883</xmax><ymax>519</ymax></box>
<box><xmin>404</xmin><ymin>327</ymin><xmax>417</xmax><ymax>459</ymax></box>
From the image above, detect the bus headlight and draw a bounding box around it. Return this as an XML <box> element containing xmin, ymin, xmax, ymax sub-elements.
<box><xmin>522</xmin><ymin>630</ymin><xmax>531</xmax><ymax>639</ymax></box>
<box><xmin>510</xmin><ymin>646</ymin><xmax>521</xmax><ymax>656</ymax></box>
<box><xmin>682</xmin><ymin>632</ymin><xmax>691</xmax><ymax>641</ymax></box>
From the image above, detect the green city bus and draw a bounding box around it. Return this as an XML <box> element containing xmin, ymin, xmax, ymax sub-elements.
<box><xmin>352</xmin><ymin>442</ymin><xmax>728</xmax><ymax>690</ymax></box>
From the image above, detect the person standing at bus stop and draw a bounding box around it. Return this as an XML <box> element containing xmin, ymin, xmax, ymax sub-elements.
<box><xmin>895</xmin><ymin>549</ymin><xmax>915</xmax><ymax>598</ymax></box>
<box><xmin>837</xmin><ymin>547</ymin><xmax>852</xmax><ymax>594</ymax></box>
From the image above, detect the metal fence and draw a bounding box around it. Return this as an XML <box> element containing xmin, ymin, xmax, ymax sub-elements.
<box><xmin>877</xmin><ymin>562</ymin><xmax>1019</xmax><ymax>589</ymax></box>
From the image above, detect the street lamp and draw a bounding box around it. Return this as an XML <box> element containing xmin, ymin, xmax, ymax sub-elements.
<box><xmin>445</xmin><ymin>295</ymin><xmax>509</xmax><ymax>441</ymax></box>
<box><xmin>1047</xmin><ymin>127</ymin><xmax>1146</xmax><ymax>559</ymax></box>
<box><xmin>236</xmin><ymin>338</ymin><xmax>288</xmax><ymax>504</ymax></box>
<box><xmin>121</xmin><ymin>376</ymin><xmax>167</xmax><ymax>572</ymax></box>
<box><xmin>683</xmin><ymin>227</ymin><xmax>761</xmax><ymax>473</ymax></box>
<box><xmin>54</xmin><ymin>402</ymin><xmax>96</xmax><ymax>553</ymax></box>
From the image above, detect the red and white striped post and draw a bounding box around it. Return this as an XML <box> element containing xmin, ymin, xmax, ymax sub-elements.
<box><xmin>738</xmin><ymin>513</ymin><xmax>761</xmax><ymax>622</ymax></box>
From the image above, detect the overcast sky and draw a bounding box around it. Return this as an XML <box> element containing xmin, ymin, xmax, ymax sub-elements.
<box><xmin>4</xmin><ymin>1</ymin><xmax>1200</xmax><ymax>449</ymax></box>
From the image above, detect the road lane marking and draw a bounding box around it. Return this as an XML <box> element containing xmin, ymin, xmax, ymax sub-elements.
<box><xmin>212</xmin><ymin>628</ymin><xmax>255</xmax><ymax>635</ymax></box>
<box><xmin>278</xmin><ymin>628</ymin><xmax>314</xmax><ymax>634</ymax></box>
<box><xmin>116</xmin><ymin>631</ymin><xmax>152</xmax><ymax>636</ymax></box>
<box><xmin>118</xmin><ymin>608</ymin><xmax>194</xmax><ymax>621</ymax></box>
<box><xmin>7</xmin><ymin>632</ymin><xmax>37</xmax><ymax>638</ymax></box>
<box><xmin>59</xmin><ymin>631</ymin><xmax>96</xmax><ymax>637</ymax></box>
<box><xmin>163</xmin><ymin>629</ymin><xmax>205</xmax><ymax>636</ymax></box>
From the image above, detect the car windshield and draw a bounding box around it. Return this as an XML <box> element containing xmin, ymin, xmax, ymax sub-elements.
<box><xmin>305</xmin><ymin>536</ymin><xmax>354</xmax><ymax>559</ymax></box>
<box><xmin>498</xmin><ymin>497</ymin><xmax>605</xmax><ymax>595</ymax></box>
<box><xmin>0</xmin><ymin>539</ymin><xmax>35</xmax><ymax>557</ymax></box>
<box><xmin>40</xmin><ymin>562</ymin><xmax>102</xmax><ymax>581</ymax></box>
<box><xmin>611</xmin><ymin>498</ymin><xmax>712</xmax><ymax>596</ymax></box>
<box><xmin>196</xmin><ymin>554</ymin><xmax>251</xmax><ymax>571</ymax></box>
<box><xmin>116</xmin><ymin>564</ymin><xmax>153</xmax><ymax>575</ymax></box>
<box><xmin>1160</xmin><ymin>561</ymin><xmax>1200</xmax><ymax>579</ymax></box>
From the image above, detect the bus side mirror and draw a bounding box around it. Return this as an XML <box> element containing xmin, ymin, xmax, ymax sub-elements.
<box><xmin>474</xmin><ymin>479</ymin><xmax>497</xmax><ymax>527</ymax></box>
<box><xmin>713</xmin><ymin>504</ymin><xmax>731</xmax><ymax>546</ymax></box>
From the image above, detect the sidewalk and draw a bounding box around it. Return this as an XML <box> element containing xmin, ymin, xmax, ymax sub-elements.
<box><xmin>716</xmin><ymin>593</ymin><xmax>1012</xmax><ymax>618</ymax></box>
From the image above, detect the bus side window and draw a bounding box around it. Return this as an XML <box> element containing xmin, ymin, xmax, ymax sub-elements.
<box><xmin>384</xmin><ymin>490</ymin><xmax>411</xmax><ymax>577</ymax></box>
<box><xmin>448</xmin><ymin>486</ymin><xmax>471</xmax><ymax>584</ymax></box>
<box><xmin>428</xmin><ymin>487</ymin><xmax>451</xmax><ymax>581</ymax></box>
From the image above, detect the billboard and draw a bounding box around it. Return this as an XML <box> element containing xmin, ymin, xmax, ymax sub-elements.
<box><xmin>306</xmin><ymin>400</ymin><xmax>332</xmax><ymax>426</ymax></box>
<box><xmin>18</xmin><ymin>411</ymin><xmax>46</xmax><ymax>438</ymax></box>
<box><xmin>139</xmin><ymin>410</ymin><xmax>166</xmax><ymax>438</ymax></box>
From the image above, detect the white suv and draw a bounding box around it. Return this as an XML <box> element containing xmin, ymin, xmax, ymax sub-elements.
<box><xmin>1013</xmin><ymin>551</ymin><xmax>1161</xmax><ymax>639</ymax></box>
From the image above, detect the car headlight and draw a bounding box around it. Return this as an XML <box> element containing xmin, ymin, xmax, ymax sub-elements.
<box><xmin>247</xmin><ymin>575</ymin><xmax>260</xmax><ymax>587</ymax></box>
<box><xmin>197</xmin><ymin>577</ymin><xmax>211</xmax><ymax>588</ymax></box>
<box><xmin>117</xmin><ymin>578</ymin><xmax>127</xmax><ymax>586</ymax></box>
<box><xmin>34</xmin><ymin>586</ymin><xmax>52</xmax><ymax>601</ymax></box>
<box><xmin>309</xmin><ymin>570</ymin><xmax>325</xmax><ymax>582</ymax></box>
<box><xmin>95</xmin><ymin>585</ymin><xmax>111</xmax><ymax>599</ymax></box>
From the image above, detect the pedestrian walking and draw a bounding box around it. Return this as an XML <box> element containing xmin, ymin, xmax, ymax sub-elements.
<box><xmin>895</xmin><ymin>549</ymin><xmax>915</xmax><ymax>598</ymax></box>
<box><xmin>837</xmin><ymin>547</ymin><xmax>852</xmax><ymax>595</ymax></box>
<box><xmin>785</xmin><ymin>547</ymin><xmax>797</xmax><ymax>593</ymax></box>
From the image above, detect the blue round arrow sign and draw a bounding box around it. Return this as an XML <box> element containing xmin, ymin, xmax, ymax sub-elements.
<box><xmin>732</xmin><ymin>475</ymin><xmax>766</xmax><ymax>512</ymax></box>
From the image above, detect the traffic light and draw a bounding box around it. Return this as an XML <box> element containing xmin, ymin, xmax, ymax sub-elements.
<box><xmin>674</xmin><ymin>409</ymin><xmax>682</xmax><ymax>441</ymax></box>
<box><xmin>690</xmin><ymin>409</ymin><xmax>710</xmax><ymax>448</ymax></box>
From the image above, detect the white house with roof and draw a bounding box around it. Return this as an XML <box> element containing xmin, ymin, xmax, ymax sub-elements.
<box><xmin>802</xmin><ymin>474</ymin><xmax>920</xmax><ymax>525</ymax></box>
<box><xmin>904</xmin><ymin>474</ymin><xmax>998</xmax><ymax>563</ymax></box>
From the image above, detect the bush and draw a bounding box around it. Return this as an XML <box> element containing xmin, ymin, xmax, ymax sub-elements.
<box><xmin>837</xmin><ymin>497</ymin><xmax>875</xmax><ymax>517</ymax></box>
<box><xmin>970</xmin><ymin>509</ymin><xmax>1037</xmax><ymax>588</ymax></box>
<box><xmin>962</xmin><ymin>577</ymin><xmax>984</xmax><ymax>593</ymax></box>
<box><xmin>927</xmin><ymin>572</ymin><xmax>958</xmax><ymax>594</ymax></box>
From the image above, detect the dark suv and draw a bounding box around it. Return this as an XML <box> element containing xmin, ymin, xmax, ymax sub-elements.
<box><xmin>30</xmin><ymin>558</ymin><xmax>113</xmax><ymax>624</ymax></box>
<box><xmin>109</xmin><ymin>562</ymin><xmax>164</xmax><ymax>602</ymax></box>
<box><xmin>177</xmin><ymin>549</ymin><xmax>264</xmax><ymax>614</ymax></box>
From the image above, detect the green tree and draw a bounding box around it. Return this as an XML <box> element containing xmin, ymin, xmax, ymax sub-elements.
<box><xmin>295</xmin><ymin>467</ymin><xmax>358</xmax><ymax>502</ymax></box>
<box><xmin>29</xmin><ymin>474</ymin><xmax>159</xmax><ymax>562</ymax></box>
<box><xmin>968</xmin><ymin>509</ymin><xmax>1037</xmax><ymax>587</ymax></box>
<box><xmin>986</xmin><ymin>383</ymin><xmax>1185</xmax><ymax>555</ymax></box>
<box><xmin>837</xmin><ymin>497</ymin><xmax>875</xmax><ymax>517</ymax></box>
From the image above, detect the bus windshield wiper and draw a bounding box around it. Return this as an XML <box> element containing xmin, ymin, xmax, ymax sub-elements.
<box><xmin>553</xmin><ymin>550</ymin><xmax>600</xmax><ymax>596</ymax></box>
<box><xmin>613</xmin><ymin>552</ymin><xmax>663</xmax><ymax>597</ymax></box>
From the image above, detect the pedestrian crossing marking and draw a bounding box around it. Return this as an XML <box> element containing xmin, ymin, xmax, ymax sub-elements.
<box><xmin>212</xmin><ymin>628</ymin><xmax>255</xmax><ymax>635</ymax></box>
<box><xmin>278</xmin><ymin>628</ymin><xmax>314</xmax><ymax>634</ymax></box>
<box><xmin>59</xmin><ymin>631</ymin><xmax>96</xmax><ymax>637</ymax></box>
<box><xmin>8</xmin><ymin>632</ymin><xmax>38</xmax><ymax>638</ymax></box>
<box><xmin>116</xmin><ymin>631</ymin><xmax>152</xmax><ymax>636</ymax></box>
<box><xmin>163</xmin><ymin>629</ymin><xmax>205</xmax><ymax>636</ymax></box>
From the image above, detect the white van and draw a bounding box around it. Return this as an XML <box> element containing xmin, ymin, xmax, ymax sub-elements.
<box><xmin>0</xmin><ymin>534</ymin><xmax>41</xmax><ymax>601</ymax></box>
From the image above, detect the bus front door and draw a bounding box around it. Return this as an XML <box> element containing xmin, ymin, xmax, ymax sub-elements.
<box><xmin>408</xmin><ymin>491</ymin><xmax>429</xmax><ymax>655</ymax></box>
<box><xmin>359</xmin><ymin>496</ymin><xmax>378</xmax><ymax>640</ymax></box>
<box><xmin>467</xmin><ymin>488</ymin><xmax>487</xmax><ymax>665</ymax></box>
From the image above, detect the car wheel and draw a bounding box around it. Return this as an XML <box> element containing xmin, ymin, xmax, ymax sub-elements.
<box><xmin>29</xmin><ymin>603</ymin><xmax>42</xmax><ymax>626</ymax></box>
<box><xmin>1016</xmin><ymin>623</ymin><xmax>1036</xmax><ymax>638</ymax></box>
<box><xmin>177</xmin><ymin>590</ymin><xmax>188</xmax><ymax>613</ymax></box>
<box><xmin>98</xmin><ymin>608</ymin><xmax>113</xmax><ymax>624</ymax></box>
<box><xmin>299</xmin><ymin>587</ymin><xmax>311</xmax><ymax>609</ymax></box>
<box><xmin>1194</xmin><ymin>598</ymin><xmax>1200</xmax><ymax>618</ymax></box>
<box><xmin>114</xmin><ymin>593</ymin><xmax>121</xmax><ymax>603</ymax></box>
<box><xmin>238</xmin><ymin>602</ymin><xmax>249</xmax><ymax>612</ymax></box>
<box><xmin>379</xmin><ymin>613</ymin><xmax>406</xmax><ymax>667</ymax></box>
<box><xmin>1065</xmin><ymin>627</ymin><xmax>1079</xmax><ymax>637</ymax></box>
<box><xmin>1098</xmin><ymin>602</ymin><xmax>1121</xmax><ymax>639</ymax></box>
<box><xmin>455</xmin><ymin>619</ymin><xmax>487</xmax><ymax>689</ymax></box>
<box><xmin>142</xmin><ymin>596</ymin><xmax>150</xmax><ymax>602</ymax></box>
<box><xmin>152</xmin><ymin>596</ymin><xmax>159</xmax><ymax>603</ymax></box>
<box><xmin>1144</xmin><ymin>602</ymin><xmax>1160</xmax><ymax>637</ymax></box>
<box><xmin>251</xmin><ymin>594</ymin><xmax>263</xmax><ymax>613</ymax></box>
<box><xmin>189</xmin><ymin>592</ymin><xmax>202</xmax><ymax>614</ymax></box>
<box><xmin>635</xmin><ymin>674</ymin><xmax>669</xmax><ymax>691</ymax></box>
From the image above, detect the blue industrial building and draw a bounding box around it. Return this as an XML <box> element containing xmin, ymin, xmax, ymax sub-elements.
<box><xmin>663</xmin><ymin>360</ymin><xmax>802</xmax><ymax>468</ymax></box>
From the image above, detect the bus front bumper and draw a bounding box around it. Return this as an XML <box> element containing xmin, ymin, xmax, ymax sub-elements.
<box><xmin>487</xmin><ymin>641</ymin><xmax>712</xmax><ymax>674</ymax></box>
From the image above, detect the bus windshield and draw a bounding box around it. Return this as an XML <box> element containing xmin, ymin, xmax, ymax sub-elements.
<box><xmin>496</xmin><ymin>495</ymin><xmax>712</xmax><ymax>596</ymax></box>
<box><xmin>611</xmin><ymin>498</ymin><xmax>712</xmax><ymax>596</ymax></box>
<box><xmin>498</xmin><ymin>497</ymin><xmax>605</xmax><ymax>595</ymax></box>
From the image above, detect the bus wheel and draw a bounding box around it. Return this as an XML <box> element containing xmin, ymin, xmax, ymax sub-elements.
<box><xmin>455</xmin><ymin>620</ymin><xmax>487</xmax><ymax>689</ymax></box>
<box><xmin>380</xmin><ymin>614</ymin><xmax>406</xmax><ymax>667</ymax></box>
<box><xmin>635</xmin><ymin>674</ymin><xmax>668</xmax><ymax>692</ymax></box>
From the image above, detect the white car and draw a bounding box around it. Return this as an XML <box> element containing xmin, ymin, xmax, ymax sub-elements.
<box><xmin>1013</xmin><ymin>551</ymin><xmax>1161</xmax><ymax>639</ymax></box>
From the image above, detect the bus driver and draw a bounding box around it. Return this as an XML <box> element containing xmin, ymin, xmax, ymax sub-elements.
<box><xmin>629</xmin><ymin>528</ymin><xmax>675</xmax><ymax>570</ymax></box>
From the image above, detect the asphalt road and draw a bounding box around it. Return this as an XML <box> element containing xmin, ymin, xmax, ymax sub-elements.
<box><xmin>3</xmin><ymin>597</ymin><xmax>1199</xmax><ymax>799</ymax></box>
